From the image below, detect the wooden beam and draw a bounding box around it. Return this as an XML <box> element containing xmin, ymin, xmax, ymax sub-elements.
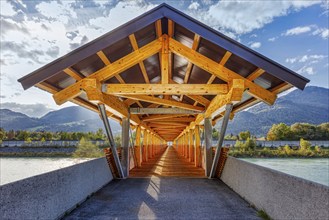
<box><xmin>147</xmin><ymin>121</ymin><xmax>189</xmax><ymax>126</ymax></box>
<box><xmin>63</xmin><ymin>68</ymin><xmax>83</xmax><ymax>81</ymax></box>
<box><xmin>96</xmin><ymin>51</ymin><xmax>111</xmax><ymax>65</ymax></box>
<box><xmin>161</xmin><ymin>34</ymin><xmax>169</xmax><ymax>84</ymax></box>
<box><xmin>142</xmin><ymin>114</ymin><xmax>187</xmax><ymax>122</ymax></box>
<box><xmin>147</xmin><ymin>117</ymin><xmax>195</xmax><ymax>123</ymax></box>
<box><xmin>186</xmin><ymin>95</ymin><xmax>210</xmax><ymax>107</ymax></box>
<box><xmin>106</xmin><ymin>84</ymin><xmax>228</xmax><ymax>95</ymax></box>
<box><xmin>128</xmin><ymin>34</ymin><xmax>150</xmax><ymax>83</ymax></box>
<box><xmin>168</xmin><ymin>19</ymin><xmax>174</xmax><ymax>37</ymax></box>
<box><xmin>247</xmin><ymin>68</ymin><xmax>265</xmax><ymax>81</ymax></box>
<box><xmin>86</xmin><ymin>37</ymin><xmax>161</xmax><ymax>82</ymax></box>
<box><xmin>119</xmin><ymin>95</ymin><xmax>204</xmax><ymax>111</ymax></box>
<box><xmin>195</xmin><ymin>79</ymin><xmax>244</xmax><ymax>124</ymax></box>
<box><xmin>155</xmin><ymin>20</ymin><xmax>162</xmax><ymax>38</ymax></box>
<box><xmin>52</xmin><ymin>38</ymin><xmax>162</xmax><ymax>105</ymax></box>
<box><xmin>130</xmin><ymin>108</ymin><xmax>200</xmax><ymax>115</ymax></box>
<box><xmin>169</xmin><ymin>38</ymin><xmax>277</xmax><ymax>105</ymax></box>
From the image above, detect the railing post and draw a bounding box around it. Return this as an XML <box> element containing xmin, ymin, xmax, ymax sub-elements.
<box><xmin>97</xmin><ymin>104</ymin><xmax>124</xmax><ymax>178</ymax></box>
<box><xmin>209</xmin><ymin>103</ymin><xmax>233</xmax><ymax>178</ymax></box>
<box><xmin>204</xmin><ymin>117</ymin><xmax>213</xmax><ymax>177</ymax></box>
<box><xmin>121</xmin><ymin>117</ymin><xmax>130</xmax><ymax>178</ymax></box>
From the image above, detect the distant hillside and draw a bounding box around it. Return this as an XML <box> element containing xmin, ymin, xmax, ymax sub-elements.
<box><xmin>224</xmin><ymin>86</ymin><xmax>329</xmax><ymax>136</ymax></box>
<box><xmin>0</xmin><ymin>106</ymin><xmax>121</xmax><ymax>134</ymax></box>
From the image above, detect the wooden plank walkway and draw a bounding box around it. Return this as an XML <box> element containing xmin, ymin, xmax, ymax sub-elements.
<box><xmin>129</xmin><ymin>147</ymin><xmax>205</xmax><ymax>178</ymax></box>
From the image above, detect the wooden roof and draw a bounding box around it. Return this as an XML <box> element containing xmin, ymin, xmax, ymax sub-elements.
<box><xmin>18</xmin><ymin>4</ymin><xmax>309</xmax><ymax>141</ymax></box>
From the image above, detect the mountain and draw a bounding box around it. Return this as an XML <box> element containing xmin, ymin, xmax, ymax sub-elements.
<box><xmin>0</xmin><ymin>109</ymin><xmax>40</xmax><ymax>130</ymax></box>
<box><xmin>0</xmin><ymin>86</ymin><xmax>328</xmax><ymax>136</ymax></box>
<box><xmin>0</xmin><ymin>106</ymin><xmax>121</xmax><ymax>134</ymax></box>
<box><xmin>223</xmin><ymin>86</ymin><xmax>329</xmax><ymax>136</ymax></box>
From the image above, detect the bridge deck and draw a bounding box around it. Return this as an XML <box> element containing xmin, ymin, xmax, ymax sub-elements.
<box><xmin>65</xmin><ymin>178</ymin><xmax>259</xmax><ymax>219</ymax></box>
<box><xmin>64</xmin><ymin>148</ymin><xmax>260</xmax><ymax>219</ymax></box>
<box><xmin>130</xmin><ymin>147</ymin><xmax>205</xmax><ymax>177</ymax></box>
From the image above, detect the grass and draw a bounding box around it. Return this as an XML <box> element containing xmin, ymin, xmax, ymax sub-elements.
<box><xmin>257</xmin><ymin>209</ymin><xmax>272</xmax><ymax>220</ymax></box>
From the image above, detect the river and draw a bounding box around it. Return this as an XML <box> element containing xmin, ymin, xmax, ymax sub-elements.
<box><xmin>0</xmin><ymin>157</ymin><xmax>91</xmax><ymax>185</ymax></box>
<box><xmin>1</xmin><ymin>157</ymin><xmax>328</xmax><ymax>186</ymax></box>
<box><xmin>242</xmin><ymin>158</ymin><xmax>329</xmax><ymax>186</ymax></box>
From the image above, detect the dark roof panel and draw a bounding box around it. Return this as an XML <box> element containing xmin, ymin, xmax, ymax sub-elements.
<box><xmin>71</xmin><ymin>54</ymin><xmax>105</xmax><ymax>77</ymax></box>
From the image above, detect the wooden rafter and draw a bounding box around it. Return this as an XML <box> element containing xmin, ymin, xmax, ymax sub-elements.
<box><xmin>169</xmin><ymin>38</ymin><xmax>277</xmax><ymax>105</ymax></box>
<box><xmin>247</xmin><ymin>68</ymin><xmax>265</xmax><ymax>81</ymax></box>
<box><xmin>106</xmin><ymin>84</ymin><xmax>228</xmax><ymax>95</ymax></box>
<box><xmin>128</xmin><ymin>34</ymin><xmax>150</xmax><ymax>83</ymax></box>
<box><xmin>116</xmin><ymin>94</ymin><xmax>204</xmax><ymax>111</ymax></box>
<box><xmin>161</xmin><ymin>34</ymin><xmax>169</xmax><ymax>84</ymax></box>
<box><xmin>53</xmin><ymin>38</ymin><xmax>163</xmax><ymax>105</ymax></box>
<box><xmin>180</xmin><ymin>33</ymin><xmax>201</xmax><ymax>102</ymax></box>
<box><xmin>141</xmin><ymin>114</ymin><xmax>187</xmax><ymax>122</ymax></box>
<box><xmin>63</xmin><ymin>68</ymin><xmax>83</xmax><ymax>81</ymax></box>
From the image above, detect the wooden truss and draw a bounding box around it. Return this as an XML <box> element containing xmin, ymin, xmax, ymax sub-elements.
<box><xmin>45</xmin><ymin>25</ymin><xmax>282</xmax><ymax>141</ymax></box>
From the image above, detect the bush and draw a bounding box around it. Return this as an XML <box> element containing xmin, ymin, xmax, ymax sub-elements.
<box><xmin>300</xmin><ymin>138</ymin><xmax>311</xmax><ymax>151</ymax></box>
<box><xmin>283</xmin><ymin>145</ymin><xmax>292</xmax><ymax>155</ymax></box>
<box><xmin>244</xmin><ymin>137</ymin><xmax>256</xmax><ymax>151</ymax></box>
<box><xmin>73</xmin><ymin>137</ymin><xmax>103</xmax><ymax>158</ymax></box>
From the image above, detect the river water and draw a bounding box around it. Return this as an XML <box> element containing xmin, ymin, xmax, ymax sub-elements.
<box><xmin>1</xmin><ymin>157</ymin><xmax>328</xmax><ymax>186</ymax></box>
<box><xmin>0</xmin><ymin>157</ymin><xmax>91</xmax><ymax>185</ymax></box>
<box><xmin>242</xmin><ymin>158</ymin><xmax>329</xmax><ymax>186</ymax></box>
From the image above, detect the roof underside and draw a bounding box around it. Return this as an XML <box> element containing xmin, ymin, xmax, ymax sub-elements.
<box><xmin>18</xmin><ymin>4</ymin><xmax>309</xmax><ymax>141</ymax></box>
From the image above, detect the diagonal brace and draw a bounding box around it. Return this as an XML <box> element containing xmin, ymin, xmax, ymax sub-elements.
<box><xmin>98</xmin><ymin>104</ymin><xmax>124</xmax><ymax>178</ymax></box>
<box><xmin>209</xmin><ymin>103</ymin><xmax>233</xmax><ymax>178</ymax></box>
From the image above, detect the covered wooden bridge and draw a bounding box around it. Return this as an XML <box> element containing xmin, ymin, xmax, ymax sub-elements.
<box><xmin>19</xmin><ymin>4</ymin><xmax>309</xmax><ymax>180</ymax></box>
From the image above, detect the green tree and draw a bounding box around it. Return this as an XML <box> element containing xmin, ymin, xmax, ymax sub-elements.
<box><xmin>73</xmin><ymin>137</ymin><xmax>103</xmax><ymax>158</ymax></box>
<box><xmin>0</xmin><ymin>128</ymin><xmax>6</xmax><ymax>141</ymax></box>
<box><xmin>212</xmin><ymin>128</ymin><xmax>219</xmax><ymax>139</ymax></box>
<box><xmin>267</xmin><ymin>123</ymin><xmax>293</xmax><ymax>140</ymax></box>
<box><xmin>239</xmin><ymin>131</ymin><xmax>251</xmax><ymax>140</ymax></box>
<box><xmin>244</xmin><ymin>137</ymin><xmax>256</xmax><ymax>151</ymax></box>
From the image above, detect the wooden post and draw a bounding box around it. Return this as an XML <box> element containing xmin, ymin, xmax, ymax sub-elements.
<box><xmin>135</xmin><ymin>125</ymin><xmax>142</xmax><ymax>167</ymax></box>
<box><xmin>189</xmin><ymin>129</ymin><xmax>194</xmax><ymax>162</ymax></box>
<box><xmin>204</xmin><ymin>117</ymin><xmax>213</xmax><ymax>177</ymax></box>
<box><xmin>121</xmin><ymin>117</ymin><xmax>130</xmax><ymax>178</ymax></box>
<box><xmin>144</xmin><ymin>131</ymin><xmax>148</xmax><ymax>162</ymax></box>
<box><xmin>195</xmin><ymin>125</ymin><xmax>201</xmax><ymax>167</ymax></box>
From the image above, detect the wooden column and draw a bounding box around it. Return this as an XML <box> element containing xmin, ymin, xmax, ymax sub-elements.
<box><xmin>194</xmin><ymin>125</ymin><xmax>201</xmax><ymax>167</ymax></box>
<box><xmin>185</xmin><ymin>132</ymin><xmax>189</xmax><ymax>159</ymax></box>
<box><xmin>189</xmin><ymin>129</ymin><xmax>194</xmax><ymax>162</ymax></box>
<box><xmin>135</xmin><ymin>125</ymin><xmax>142</xmax><ymax>167</ymax></box>
<box><xmin>144</xmin><ymin>131</ymin><xmax>149</xmax><ymax>162</ymax></box>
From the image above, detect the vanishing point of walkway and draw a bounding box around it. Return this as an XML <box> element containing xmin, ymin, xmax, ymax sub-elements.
<box><xmin>65</xmin><ymin>148</ymin><xmax>260</xmax><ymax>219</ymax></box>
<box><xmin>130</xmin><ymin>147</ymin><xmax>205</xmax><ymax>177</ymax></box>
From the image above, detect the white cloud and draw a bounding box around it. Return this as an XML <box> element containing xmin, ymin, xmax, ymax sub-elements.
<box><xmin>188</xmin><ymin>2</ymin><xmax>200</xmax><ymax>10</ymax></box>
<box><xmin>282</xmin><ymin>25</ymin><xmax>313</xmax><ymax>36</ymax></box>
<box><xmin>312</xmin><ymin>28</ymin><xmax>329</xmax><ymax>39</ymax></box>
<box><xmin>199</xmin><ymin>0</ymin><xmax>320</xmax><ymax>35</ymax></box>
<box><xmin>286</xmin><ymin>54</ymin><xmax>327</xmax><ymax>64</ymax></box>
<box><xmin>0</xmin><ymin>1</ymin><xmax>17</xmax><ymax>16</ymax></box>
<box><xmin>268</xmin><ymin>37</ymin><xmax>277</xmax><ymax>42</ymax></box>
<box><xmin>298</xmin><ymin>66</ymin><xmax>315</xmax><ymax>75</ymax></box>
<box><xmin>250</xmin><ymin>42</ymin><xmax>261</xmax><ymax>49</ymax></box>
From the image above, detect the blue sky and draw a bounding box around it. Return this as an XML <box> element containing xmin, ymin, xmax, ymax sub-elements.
<box><xmin>0</xmin><ymin>0</ymin><xmax>328</xmax><ymax>116</ymax></box>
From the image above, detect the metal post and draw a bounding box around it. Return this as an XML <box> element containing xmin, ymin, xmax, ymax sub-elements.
<box><xmin>97</xmin><ymin>104</ymin><xmax>124</xmax><ymax>178</ymax></box>
<box><xmin>121</xmin><ymin>117</ymin><xmax>130</xmax><ymax>178</ymax></box>
<box><xmin>209</xmin><ymin>103</ymin><xmax>233</xmax><ymax>178</ymax></box>
<box><xmin>204</xmin><ymin>117</ymin><xmax>213</xmax><ymax>177</ymax></box>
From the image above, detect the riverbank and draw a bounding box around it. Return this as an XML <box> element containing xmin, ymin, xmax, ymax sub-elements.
<box><xmin>229</xmin><ymin>148</ymin><xmax>329</xmax><ymax>158</ymax></box>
